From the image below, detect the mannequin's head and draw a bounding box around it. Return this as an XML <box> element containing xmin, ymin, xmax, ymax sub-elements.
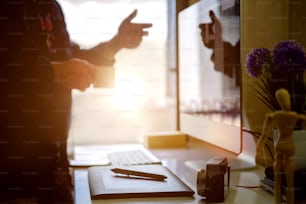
<box><xmin>275</xmin><ymin>88</ymin><xmax>291</xmax><ymax>111</ymax></box>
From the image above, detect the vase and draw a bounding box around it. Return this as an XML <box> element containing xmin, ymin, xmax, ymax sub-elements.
<box><xmin>273</xmin><ymin>129</ymin><xmax>306</xmax><ymax>171</ymax></box>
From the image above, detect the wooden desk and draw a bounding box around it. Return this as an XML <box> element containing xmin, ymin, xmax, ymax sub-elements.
<box><xmin>73</xmin><ymin>138</ymin><xmax>274</xmax><ymax>204</ymax></box>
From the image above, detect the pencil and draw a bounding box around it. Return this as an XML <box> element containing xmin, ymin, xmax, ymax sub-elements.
<box><xmin>111</xmin><ymin>168</ymin><xmax>167</xmax><ymax>181</ymax></box>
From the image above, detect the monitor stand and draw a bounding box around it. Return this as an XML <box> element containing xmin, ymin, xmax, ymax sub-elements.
<box><xmin>185</xmin><ymin>153</ymin><xmax>256</xmax><ymax>171</ymax></box>
<box><xmin>185</xmin><ymin>132</ymin><xmax>258</xmax><ymax>171</ymax></box>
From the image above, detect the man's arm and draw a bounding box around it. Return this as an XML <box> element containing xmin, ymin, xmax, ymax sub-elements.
<box><xmin>0</xmin><ymin>1</ymin><xmax>96</xmax><ymax>92</ymax></box>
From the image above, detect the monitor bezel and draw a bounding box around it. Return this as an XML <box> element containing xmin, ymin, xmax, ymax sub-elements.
<box><xmin>177</xmin><ymin>0</ymin><xmax>242</xmax><ymax>155</ymax></box>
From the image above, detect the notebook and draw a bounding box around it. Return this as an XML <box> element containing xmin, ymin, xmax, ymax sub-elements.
<box><xmin>88</xmin><ymin>164</ymin><xmax>195</xmax><ymax>199</ymax></box>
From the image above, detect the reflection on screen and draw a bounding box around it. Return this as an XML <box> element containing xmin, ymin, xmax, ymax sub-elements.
<box><xmin>179</xmin><ymin>0</ymin><xmax>241</xmax><ymax>153</ymax></box>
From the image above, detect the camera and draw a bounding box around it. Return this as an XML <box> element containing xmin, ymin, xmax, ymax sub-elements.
<box><xmin>196</xmin><ymin>157</ymin><xmax>230</xmax><ymax>202</ymax></box>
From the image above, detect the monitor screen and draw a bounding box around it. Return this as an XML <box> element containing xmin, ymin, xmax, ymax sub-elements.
<box><xmin>178</xmin><ymin>0</ymin><xmax>241</xmax><ymax>154</ymax></box>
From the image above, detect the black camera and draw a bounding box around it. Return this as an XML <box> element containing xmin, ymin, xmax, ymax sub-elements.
<box><xmin>196</xmin><ymin>157</ymin><xmax>230</xmax><ymax>202</ymax></box>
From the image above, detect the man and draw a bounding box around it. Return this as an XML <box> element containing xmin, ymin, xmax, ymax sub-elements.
<box><xmin>0</xmin><ymin>0</ymin><xmax>152</xmax><ymax>203</ymax></box>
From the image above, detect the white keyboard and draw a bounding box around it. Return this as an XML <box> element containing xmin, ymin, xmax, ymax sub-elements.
<box><xmin>106</xmin><ymin>149</ymin><xmax>162</xmax><ymax>166</ymax></box>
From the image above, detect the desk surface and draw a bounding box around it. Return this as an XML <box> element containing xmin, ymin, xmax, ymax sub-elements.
<box><xmin>73</xmin><ymin>138</ymin><xmax>274</xmax><ymax>204</ymax></box>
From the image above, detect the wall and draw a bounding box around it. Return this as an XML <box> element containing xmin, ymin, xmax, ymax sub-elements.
<box><xmin>241</xmin><ymin>0</ymin><xmax>306</xmax><ymax>166</ymax></box>
<box><xmin>241</xmin><ymin>0</ymin><xmax>289</xmax><ymax>133</ymax></box>
<box><xmin>242</xmin><ymin>0</ymin><xmax>306</xmax><ymax>132</ymax></box>
<box><xmin>288</xmin><ymin>0</ymin><xmax>306</xmax><ymax>46</ymax></box>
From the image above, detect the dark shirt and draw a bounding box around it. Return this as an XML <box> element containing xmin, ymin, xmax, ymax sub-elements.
<box><xmin>0</xmin><ymin>0</ymin><xmax>115</xmax><ymax>200</ymax></box>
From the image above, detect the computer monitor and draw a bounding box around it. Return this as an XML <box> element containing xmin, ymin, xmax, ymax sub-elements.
<box><xmin>178</xmin><ymin>0</ymin><xmax>256</xmax><ymax>170</ymax></box>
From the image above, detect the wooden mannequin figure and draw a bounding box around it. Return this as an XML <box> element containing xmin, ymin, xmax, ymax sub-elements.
<box><xmin>256</xmin><ymin>88</ymin><xmax>306</xmax><ymax>204</ymax></box>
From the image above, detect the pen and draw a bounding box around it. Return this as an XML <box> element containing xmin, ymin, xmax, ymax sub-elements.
<box><xmin>111</xmin><ymin>168</ymin><xmax>167</xmax><ymax>181</ymax></box>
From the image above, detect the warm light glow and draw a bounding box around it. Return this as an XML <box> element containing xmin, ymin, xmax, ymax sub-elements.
<box><xmin>58</xmin><ymin>0</ymin><xmax>167</xmax><ymax>49</ymax></box>
<box><xmin>58</xmin><ymin>1</ymin><xmax>120</xmax><ymax>48</ymax></box>
<box><xmin>113</xmin><ymin>79</ymin><xmax>145</xmax><ymax>111</ymax></box>
<box><xmin>59</xmin><ymin>0</ymin><xmax>173</xmax><ymax>144</ymax></box>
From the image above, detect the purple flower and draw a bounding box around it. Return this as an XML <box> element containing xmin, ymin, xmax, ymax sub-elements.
<box><xmin>245</xmin><ymin>40</ymin><xmax>306</xmax><ymax>113</ymax></box>
<box><xmin>272</xmin><ymin>40</ymin><xmax>306</xmax><ymax>74</ymax></box>
<box><xmin>245</xmin><ymin>48</ymin><xmax>271</xmax><ymax>77</ymax></box>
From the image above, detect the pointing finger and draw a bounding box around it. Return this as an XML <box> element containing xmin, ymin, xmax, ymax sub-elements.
<box><xmin>136</xmin><ymin>23</ymin><xmax>153</xmax><ymax>30</ymax></box>
<box><xmin>124</xmin><ymin>9</ymin><xmax>137</xmax><ymax>23</ymax></box>
<box><xmin>142</xmin><ymin>30</ymin><xmax>149</xmax><ymax>36</ymax></box>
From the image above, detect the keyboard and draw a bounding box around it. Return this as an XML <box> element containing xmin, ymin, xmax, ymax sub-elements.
<box><xmin>106</xmin><ymin>149</ymin><xmax>162</xmax><ymax>166</ymax></box>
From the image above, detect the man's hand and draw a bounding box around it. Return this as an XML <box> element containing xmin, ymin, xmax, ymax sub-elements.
<box><xmin>117</xmin><ymin>9</ymin><xmax>152</xmax><ymax>49</ymax></box>
<box><xmin>52</xmin><ymin>58</ymin><xmax>96</xmax><ymax>91</ymax></box>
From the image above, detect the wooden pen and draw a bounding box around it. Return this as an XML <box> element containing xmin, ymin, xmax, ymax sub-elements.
<box><xmin>111</xmin><ymin>167</ymin><xmax>167</xmax><ymax>181</ymax></box>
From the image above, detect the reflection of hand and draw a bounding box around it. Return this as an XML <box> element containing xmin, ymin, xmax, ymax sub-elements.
<box><xmin>209</xmin><ymin>10</ymin><xmax>216</xmax><ymax>23</ymax></box>
<box><xmin>198</xmin><ymin>10</ymin><xmax>222</xmax><ymax>48</ymax></box>
<box><xmin>199</xmin><ymin>23</ymin><xmax>214</xmax><ymax>48</ymax></box>
<box><xmin>117</xmin><ymin>9</ymin><xmax>152</xmax><ymax>49</ymax></box>
<box><xmin>209</xmin><ymin>10</ymin><xmax>222</xmax><ymax>40</ymax></box>
<box><xmin>52</xmin><ymin>58</ymin><xmax>96</xmax><ymax>91</ymax></box>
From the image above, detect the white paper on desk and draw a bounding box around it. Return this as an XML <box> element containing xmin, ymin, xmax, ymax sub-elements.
<box><xmin>232</xmin><ymin>171</ymin><xmax>263</xmax><ymax>187</ymax></box>
<box><xmin>73</xmin><ymin>144</ymin><xmax>147</xmax><ymax>159</ymax></box>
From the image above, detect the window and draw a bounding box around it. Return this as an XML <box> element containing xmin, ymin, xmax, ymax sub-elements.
<box><xmin>57</xmin><ymin>0</ymin><xmax>176</xmax><ymax>145</ymax></box>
